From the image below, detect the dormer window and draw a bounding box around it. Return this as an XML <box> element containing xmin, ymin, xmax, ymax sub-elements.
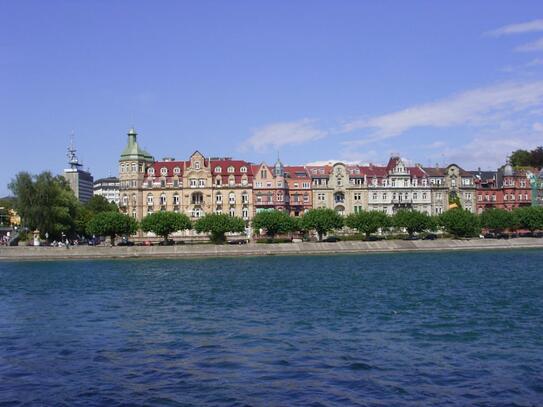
<box><xmin>228</xmin><ymin>166</ymin><xmax>235</xmax><ymax>173</ymax></box>
<box><xmin>215</xmin><ymin>166</ymin><xmax>222</xmax><ymax>173</ymax></box>
<box><xmin>240</xmin><ymin>166</ymin><xmax>247</xmax><ymax>173</ymax></box>
<box><xmin>194</xmin><ymin>161</ymin><xmax>201</xmax><ymax>169</ymax></box>
<box><xmin>160</xmin><ymin>167</ymin><xmax>168</xmax><ymax>176</ymax></box>
<box><xmin>148</xmin><ymin>168</ymin><xmax>155</xmax><ymax>176</ymax></box>
<box><xmin>173</xmin><ymin>167</ymin><xmax>181</xmax><ymax>175</ymax></box>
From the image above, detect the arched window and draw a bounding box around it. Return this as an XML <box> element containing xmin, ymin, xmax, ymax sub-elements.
<box><xmin>227</xmin><ymin>166</ymin><xmax>235</xmax><ymax>173</ymax></box>
<box><xmin>192</xmin><ymin>192</ymin><xmax>203</xmax><ymax>205</ymax></box>
<box><xmin>240</xmin><ymin>166</ymin><xmax>247</xmax><ymax>173</ymax></box>
<box><xmin>242</xmin><ymin>191</ymin><xmax>248</xmax><ymax>204</ymax></box>
<box><xmin>148</xmin><ymin>167</ymin><xmax>155</xmax><ymax>176</ymax></box>
<box><xmin>216</xmin><ymin>193</ymin><xmax>222</xmax><ymax>204</ymax></box>
<box><xmin>173</xmin><ymin>193</ymin><xmax>180</xmax><ymax>205</ymax></box>
<box><xmin>241</xmin><ymin>175</ymin><xmax>248</xmax><ymax>186</ymax></box>
<box><xmin>147</xmin><ymin>193</ymin><xmax>154</xmax><ymax>206</ymax></box>
<box><xmin>131</xmin><ymin>163</ymin><xmax>137</xmax><ymax>172</ymax></box>
<box><xmin>173</xmin><ymin>167</ymin><xmax>181</xmax><ymax>175</ymax></box>
<box><xmin>242</xmin><ymin>207</ymin><xmax>248</xmax><ymax>219</ymax></box>
<box><xmin>215</xmin><ymin>166</ymin><xmax>222</xmax><ymax>173</ymax></box>
<box><xmin>192</xmin><ymin>207</ymin><xmax>202</xmax><ymax>218</ymax></box>
<box><xmin>215</xmin><ymin>175</ymin><xmax>222</xmax><ymax>186</ymax></box>
<box><xmin>121</xmin><ymin>194</ymin><xmax>128</xmax><ymax>207</ymax></box>
<box><xmin>160</xmin><ymin>167</ymin><xmax>168</xmax><ymax>176</ymax></box>
<box><xmin>229</xmin><ymin>192</ymin><xmax>236</xmax><ymax>204</ymax></box>
<box><xmin>229</xmin><ymin>175</ymin><xmax>235</xmax><ymax>186</ymax></box>
<box><xmin>194</xmin><ymin>161</ymin><xmax>201</xmax><ymax>170</ymax></box>
<box><xmin>229</xmin><ymin>207</ymin><xmax>236</xmax><ymax>216</ymax></box>
<box><xmin>160</xmin><ymin>193</ymin><xmax>167</xmax><ymax>205</ymax></box>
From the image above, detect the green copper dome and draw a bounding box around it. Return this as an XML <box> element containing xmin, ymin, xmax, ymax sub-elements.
<box><xmin>120</xmin><ymin>128</ymin><xmax>154</xmax><ymax>162</ymax></box>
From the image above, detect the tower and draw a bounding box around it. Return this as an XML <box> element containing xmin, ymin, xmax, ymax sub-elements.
<box><xmin>118</xmin><ymin>128</ymin><xmax>154</xmax><ymax>219</ymax></box>
<box><xmin>63</xmin><ymin>136</ymin><xmax>93</xmax><ymax>203</ymax></box>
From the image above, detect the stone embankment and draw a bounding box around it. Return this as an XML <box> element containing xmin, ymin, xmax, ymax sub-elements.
<box><xmin>1</xmin><ymin>238</ymin><xmax>542</xmax><ymax>261</ymax></box>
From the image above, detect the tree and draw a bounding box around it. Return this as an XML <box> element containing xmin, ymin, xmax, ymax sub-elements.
<box><xmin>140</xmin><ymin>211</ymin><xmax>192</xmax><ymax>242</ymax></box>
<box><xmin>480</xmin><ymin>208</ymin><xmax>516</xmax><ymax>233</ymax></box>
<box><xmin>8</xmin><ymin>171</ymin><xmax>79</xmax><ymax>239</ymax></box>
<box><xmin>393</xmin><ymin>209</ymin><xmax>434</xmax><ymax>237</ymax></box>
<box><xmin>439</xmin><ymin>209</ymin><xmax>480</xmax><ymax>238</ymax></box>
<box><xmin>345</xmin><ymin>210</ymin><xmax>390</xmax><ymax>239</ymax></box>
<box><xmin>75</xmin><ymin>196</ymin><xmax>119</xmax><ymax>237</ymax></box>
<box><xmin>301</xmin><ymin>208</ymin><xmax>344</xmax><ymax>241</ymax></box>
<box><xmin>252</xmin><ymin>210</ymin><xmax>294</xmax><ymax>239</ymax></box>
<box><xmin>513</xmin><ymin>206</ymin><xmax>543</xmax><ymax>232</ymax></box>
<box><xmin>510</xmin><ymin>149</ymin><xmax>532</xmax><ymax>167</ymax></box>
<box><xmin>86</xmin><ymin>212</ymin><xmax>138</xmax><ymax>245</ymax></box>
<box><xmin>86</xmin><ymin>195</ymin><xmax>118</xmax><ymax>213</ymax></box>
<box><xmin>194</xmin><ymin>213</ymin><xmax>245</xmax><ymax>243</ymax></box>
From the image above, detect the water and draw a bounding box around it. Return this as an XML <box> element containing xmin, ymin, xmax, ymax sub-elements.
<box><xmin>0</xmin><ymin>250</ymin><xmax>542</xmax><ymax>406</ymax></box>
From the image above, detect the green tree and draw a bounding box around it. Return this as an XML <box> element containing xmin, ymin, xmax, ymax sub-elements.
<box><xmin>513</xmin><ymin>206</ymin><xmax>543</xmax><ymax>232</ymax></box>
<box><xmin>345</xmin><ymin>210</ymin><xmax>390</xmax><ymax>239</ymax></box>
<box><xmin>252</xmin><ymin>210</ymin><xmax>294</xmax><ymax>239</ymax></box>
<box><xmin>439</xmin><ymin>208</ymin><xmax>481</xmax><ymax>238</ymax></box>
<box><xmin>301</xmin><ymin>208</ymin><xmax>344</xmax><ymax>241</ymax></box>
<box><xmin>8</xmin><ymin>171</ymin><xmax>79</xmax><ymax>239</ymax></box>
<box><xmin>194</xmin><ymin>213</ymin><xmax>245</xmax><ymax>243</ymax></box>
<box><xmin>86</xmin><ymin>195</ymin><xmax>118</xmax><ymax>213</ymax></box>
<box><xmin>393</xmin><ymin>209</ymin><xmax>434</xmax><ymax>237</ymax></box>
<box><xmin>140</xmin><ymin>211</ymin><xmax>192</xmax><ymax>242</ymax></box>
<box><xmin>86</xmin><ymin>211</ymin><xmax>138</xmax><ymax>245</ymax></box>
<box><xmin>479</xmin><ymin>208</ymin><xmax>516</xmax><ymax>233</ymax></box>
<box><xmin>510</xmin><ymin>149</ymin><xmax>532</xmax><ymax>167</ymax></box>
<box><xmin>75</xmin><ymin>196</ymin><xmax>119</xmax><ymax>237</ymax></box>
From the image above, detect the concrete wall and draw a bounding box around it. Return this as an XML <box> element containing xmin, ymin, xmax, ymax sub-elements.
<box><xmin>1</xmin><ymin>238</ymin><xmax>542</xmax><ymax>261</ymax></box>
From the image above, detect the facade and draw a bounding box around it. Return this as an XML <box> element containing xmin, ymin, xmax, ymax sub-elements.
<box><xmin>471</xmin><ymin>163</ymin><xmax>533</xmax><ymax>213</ymax></box>
<box><xmin>93</xmin><ymin>177</ymin><xmax>120</xmax><ymax>204</ymax></box>
<box><xmin>117</xmin><ymin>129</ymin><xmax>541</xmax><ymax>225</ymax></box>
<box><xmin>63</xmin><ymin>142</ymin><xmax>93</xmax><ymax>203</ymax></box>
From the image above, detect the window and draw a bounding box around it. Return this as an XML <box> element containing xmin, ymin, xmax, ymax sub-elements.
<box><xmin>255</xmin><ymin>181</ymin><xmax>262</xmax><ymax>188</ymax></box>
<box><xmin>229</xmin><ymin>207</ymin><xmax>236</xmax><ymax>217</ymax></box>
<box><xmin>194</xmin><ymin>161</ymin><xmax>201</xmax><ymax>170</ymax></box>
<box><xmin>373</xmin><ymin>192</ymin><xmax>378</xmax><ymax>200</ymax></box>
<box><xmin>294</xmin><ymin>183</ymin><xmax>299</xmax><ymax>188</ymax></box>
<box><xmin>229</xmin><ymin>176</ymin><xmax>235</xmax><ymax>186</ymax></box>
<box><xmin>192</xmin><ymin>192</ymin><xmax>203</xmax><ymax>205</ymax></box>
<box><xmin>131</xmin><ymin>163</ymin><xmax>137</xmax><ymax>172</ymax></box>
<box><xmin>173</xmin><ymin>194</ymin><xmax>180</xmax><ymax>205</ymax></box>
<box><xmin>277</xmin><ymin>181</ymin><xmax>283</xmax><ymax>188</ymax></box>
<box><xmin>303</xmin><ymin>193</ymin><xmax>309</xmax><ymax>203</ymax></box>
<box><xmin>147</xmin><ymin>180</ymin><xmax>152</xmax><ymax>188</ymax></box>
<box><xmin>241</xmin><ymin>176</ymin><xmax>248</xmax><ymax>186</ymax></box>
<box><xmin>242</xmin><ymin>207</ymin><xmax>248</xmax><ymax>219</ymax></box>
<box><xmin>190</xmin><ymin>179</ymin><xmax>197</xmax><ymax>188</ymax></box>
<box><xmin>173</xmin><ymin>180</ymin><xmax>179</xmax><ymax>188</ymax></box>
<box><xmin>198</xmin><ymin>179</ymin><xmax>205</xmax><ymax>187</ymax></box>
<box><xmin>216</xmin><ymin>193</ymin><xmax>222</xmax><ymax>204</ymax></box>
<box><xmin>413</xmin><ymin>192</ymin><xmax>418</xmax><ymax>200</ymax></box>
<box><xmin>229</xmin><ymin>192</ymin><xmax>236</xmax><ymax>204</ymax></box>
<box><xmin>354</xmin><ymin>205</ymin><xmax>362</xmax><ymax>213</ymax></box>
<box><xmin>228</xmin><ymin>166</ymin><xmax>235</xmax><ymax>173</ymax></box>
<box><xmin>122</xmin><ymin>195</ymin><xmax>128</xmax><ymax>206</ymax></box>
<box><xmin>383</xmin><ymin>192</ymin><xmax>387</xmax><ymax>200</ymax></box>
<box><xmin>147</xmin><ymin>194</ymin><xmax>154</xmax><ymax>206</ymax></box>
<box><xmin>148</xmin><ymin>167</ymin><xmax>155</xmax><ymax>176</ymax></box>
<box><xmin>160</xmin><ymin>194</ymin><xmax>166</xmax><ymax>206</ymax></box>
<box><xmin>242</xmin><ymin>192</ymin><xmax>249</xmax><ymax>204</ymax></box>
<box><xmin>160</xmin><ymin>180</ymin><xmax>165</xmax><ymax>188</ymax></box>
<box><xmin>192</xmin><ymin>207</ymin><xmax>202</xmax><ymax>218</ymax></box>
<box><xmin>160</xmin><ymin>167</ymin><xmax>167</xmax><ymax>176</ymax></box>
<box><xmin>277</xmin><ymin>193</ymin><xmax>283</xmax><ymax>202</ymax></box>
<box><xmin>266</xmin><ymin>182</ymin><xmax>272</xmax><ymax>188</ymax></box>
<box><xmin>174</xmin><ymin>167</ymin><xmax>181</xmax><ymax>175</ymax></box>
<box><xmin>260</xmin><ymin>169</ymin><xmax>267</xmax><ymax>179</ymax></box>
<box><xmin>451</xmin><ymin>179</ymin><xmax>456</xmax><ymax>187</ymax></box>
<box><xmin>303</xmin><ymin>182</ymin><xmax>310</xmax><ymax>189</ymax></box>
<box><xmin>422</xmin><ymin>192</ymin><xmax>427</xmax><ymax>200</ymax></box>
<box><xmin>216</xmin><ymin>176</ymin><xmax>222</xmax><ymax>186</ymax></box>
<box><xmin>132</xmin><ymin>194</ymin><xmax>137</xmax><ymax>205</ymax></box>
<box><xmin>240</xmin><ymin>166</ymin><xmax>247</xmax><ymax>173</ymax></box>
<box><xmin>354</xmin><ymin>193</ymin><xmax>362</xmax><ymax>201</ymax></box>
<box><xmin>215</xmin><ymin>166</ymin><xmax>222</xmax><ymax>173</ymax></box>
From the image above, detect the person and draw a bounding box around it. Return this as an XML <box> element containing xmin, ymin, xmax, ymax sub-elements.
<box><xmin>65</xmin><ymin>238</ymin><xmax>70</xmax><ymax>249</ymax></box>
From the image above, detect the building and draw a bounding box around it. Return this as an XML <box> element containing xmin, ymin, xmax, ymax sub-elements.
<box><xmin>471</xmin><ymin>162</ymin><xmax>533</xmax><ymax>213</ymax></box>
<box><xmin>63</xmin><ymin>141</ymin><xmax>93</xmax><ymax>203</ymax></box>
<box><xmin>118</xmin><ymin>129</ymin><xmax>254</xmax><ymax>222</ymax></box>
<box><xmin>93</xmin><ymin>177</ymin><xmax>120</xmax><ymax>204</ymax></box>
<box><xmin>422</xmin><ymin>164</ymin><xmax>477</xmax><ymax>214</ymax></box>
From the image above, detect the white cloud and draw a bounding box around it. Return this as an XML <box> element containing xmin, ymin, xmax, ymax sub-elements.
<box><xmin>486</xmin><ymin>19</ymin><xmax>543</xmax><ymax>37</ymax></box>
<box><xmin>341</xmin><ymin>81</ymin><xmax>543</xmax><ymax>146</ymax></box>
<box><xmin>242</xmin><ymin>118</ymin><xmax>327</xmax><ymax>152</ymax></box>
<box><xmin>516</xmin><ymin>37</ymin><xmax>543</xmax><ymax>52</ymax></box>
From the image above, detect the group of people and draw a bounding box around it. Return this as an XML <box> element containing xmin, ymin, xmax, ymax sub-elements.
<box><xmin>50</xmin><ymin>239</ymin><xmax>79</xmax><ymax>248</ymax></box>
<box><xmin>0</xmin><ymin>235</ymin><xmax>10</xmax><ymax>246</ymax></box>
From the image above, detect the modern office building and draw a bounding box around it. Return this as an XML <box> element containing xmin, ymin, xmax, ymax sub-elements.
<box><xmin>63</xmin><ymin>141</ymin><xmax>93</xmax><ymax>204</ymax></box>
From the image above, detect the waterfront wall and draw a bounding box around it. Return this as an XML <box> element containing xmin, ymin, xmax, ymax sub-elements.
<box><xmin>1</xmin><ymin>238</ymin><xmax>542</xmax><ymax>261</ymax></box>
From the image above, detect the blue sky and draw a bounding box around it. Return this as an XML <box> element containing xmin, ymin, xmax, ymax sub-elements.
<box><xmin>2</xmin><ymin>1</ymin><xmax>543</xmax><ymax>195</ymax></box>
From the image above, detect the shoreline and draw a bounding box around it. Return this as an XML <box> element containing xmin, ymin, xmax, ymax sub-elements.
<box><xmin>1</xmin><ymin>238</ymin><xmax>542</xmax><ymax>261</ymax></box>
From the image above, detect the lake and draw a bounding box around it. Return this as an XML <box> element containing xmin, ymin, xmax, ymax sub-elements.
<box><xmin>0</xmin><ymin>250</ymin><xmax>542</xmax><ymax>406</ymax></box>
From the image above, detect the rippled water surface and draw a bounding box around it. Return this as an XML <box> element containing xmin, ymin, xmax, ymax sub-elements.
<box><xmin>1</xmin><ymin>250</ymin><xmax>542</xmax><ymax>406</ymax></box>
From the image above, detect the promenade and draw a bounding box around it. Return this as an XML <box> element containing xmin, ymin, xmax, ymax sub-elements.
<box><xmin>1</xmin><ymin>238</ymin><xmax>542</xmax><ymax>261</ymax></box>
